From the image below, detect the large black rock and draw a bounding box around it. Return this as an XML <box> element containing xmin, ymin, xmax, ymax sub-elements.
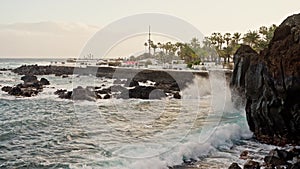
<box><xmin>230</xmin><ymin>13</ymin><xmax>300</xmax><ymax>145</ymax></box>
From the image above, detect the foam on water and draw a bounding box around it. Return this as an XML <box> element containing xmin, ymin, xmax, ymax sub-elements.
<box><xmin>122</xmin><ymin>118</ymin><xmax>252</xmax><ymax>169</ymax></box>
<box><xmin>0</xmin><ymin>59</ymin><xmax>257</xmax><ymax>169</ymax></box>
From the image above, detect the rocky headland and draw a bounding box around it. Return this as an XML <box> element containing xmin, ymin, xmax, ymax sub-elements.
<box><xmin>231</xmin><ymin>13</ymin><xmax>300</xmax><ymax>146</ymax></box>
<box><xmin>228</xmin><ymin>12</ymin><xmax>300</xmax><ymax>169</ymax></box>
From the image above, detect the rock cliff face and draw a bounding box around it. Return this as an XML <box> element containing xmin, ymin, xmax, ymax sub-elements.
<box><xmin>231</xmin><ymin>13</ymin><xmax>300</xmax><ymax>145</ymax></box>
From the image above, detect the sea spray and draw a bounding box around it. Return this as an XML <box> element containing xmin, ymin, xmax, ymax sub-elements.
<box><xmin>120</xmin><ymin>71</ymin><xmax>252</xmax><ymax>169</ymax></box>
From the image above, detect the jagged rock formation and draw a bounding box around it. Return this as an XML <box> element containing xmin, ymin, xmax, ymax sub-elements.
<box><xmin>1</xmin><ymin>75</ymin><xmax>50</xmax><ymax>97</ymax></box>
<box><xmin>230</xmin><ymin>13</ymin><xmax>300</xmax><ymax>145</ymax></box>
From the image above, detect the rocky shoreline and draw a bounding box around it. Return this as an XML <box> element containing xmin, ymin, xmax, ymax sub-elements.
<box><xmin>1</xmin><ymin>12</ymin><xmax>299</xmax><ymax>169</ymax></box>
<box><xmin>229</xmin><ymin>148</ymin><xmax>300</xmax><ymax>169</ymax></box>
<box><xmin>230</xmin><ymin>13</ymin><xmax>300</xmax><ymax>145</ymax></box>
<box><xmin>3</xmin><ymin>64</ymin><xmax>231</xmax><ymax>100</ymax></box>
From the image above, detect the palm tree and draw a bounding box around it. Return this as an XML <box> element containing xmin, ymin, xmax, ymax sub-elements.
<box><xmin>223</xmin><ymin>46</ymin><xmax>233</xmax><ymax>63</ymax></box>
<box><xmin>165</xmin><ymin>42</ymin><xmax>172</xmax><ymax>55</ymax></box>
<box><xmin>223</xmin><ymin>33</ymin><xmax>231</xmax><ymax>47</ymax></box>
<box><xmin>243</xmin><ymin>31</ymin><xmax>260</xmax><ymax>48</ymax></box>
<box><xmin>215</xmin><ymin>33</ymin><xmax>225</xmax><ymax>50</ymax></box>
<box><xmin>190</xmin><ymin>37</ymin><xmax>201</xmax><ymax>49</ymax></box>
<box><xmin>144</xmin><ymin>42</ymin><xmax>148</xmax><ymax>53</ymax></box>
<box><xmin>150</xmin><ymin>43</ymin><xmax>158</xmax><ymax>56</ymax></box>
<box><xmin>203</xmin><ymin>37</ymin><xmax>211</xmax><ymax>48</ymax></box>
<box><xmin>266</xmin><ymin>24</ymin><xmax>277</xmax><ymax>42</ymax></box>
<box><xmin>259</xmin><ymin>26</ymin><xmax>268</xmax><ymax>38</ymax></box>
<box><xmin>208</xmin><ymin>34</ymin><xmax>217</xmax><ymax>47</ymax></box>
<box><xmin>232</xmin><ymin>32</ymin><xmax>241</xmax><ymax>45</ymax></box>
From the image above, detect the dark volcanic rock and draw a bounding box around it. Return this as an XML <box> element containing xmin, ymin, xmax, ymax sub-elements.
<box><xmin>1</xmin><ymin>86</ymin><xmax>12</xmax><ymax>92</ymax></box>
<box><xmin>240</xmin><ymin>150</ymin><xmax>249</xmax><ymax>160</ymax></box>
<box><xmin>96</xmin><ymin>88</ymin><xmax>111</xmax><ymax>95</ymax></box>
<box><xmin>243</xmin><ymin>160</ymin><xmax>260</xmax><ymax>169</ymax></box>
<box><xmin>228</xmin><ymin>163</ymin><xmax>242</xmax><ymax>169</ymax></box>
<box><xmin>230</xmin><ymin>148</ymin><xmax>300</xmax><ymax>169</ymax></box>
<box><xmin>268</xmin><ymin>149</ymin><xmax>294</xmax><ymax>162</ymax></box>
<box><xmin>61</xmin><ymin>74</ymin><xmax>69</xmax><ymax>78</ymax></box>
<box><xmin>173</xmin><ymin>92</ymin><xmax>181</xmax><ymax>99</ymax></box>
<box><xmin>40</xmin><ymin>78</ymin><xmax>50</xmax><ymax>85</ymax></box>
<box><xmin>230</xmin><ymin>45</ymin><xmax>258</xmax><ymax>108</ymax></box>
<box><xmin>13</xmin><ymin>65</ymin><xmax>75</xmax><ymax>76</ymax></box>
<box><xmin>56</xmin><ymin>86</ymin><xmax>101</xmax><ymax>101</ymax></box>
<box><xmin>264</xmin><ymin>156</ymin><xmax>286</xmax><ymax>166</ymax></box>
<box><xmin>2</xmin><ymin>76</ymin><xmax>50</xmax><ymax>97</ymax></box>
<box><xmin>119</xmin><ymin>86</ymin><xmax>166</xmax><ymax>99</ymax></box>
<box><xmin>103</xmin><ymin>94</ymin><xmax>111</xmax><ymax>99</ymax></box>
<box><xmin>230</xmin><ymin>13</ymin><xmax>300</xmax><ymax>145</ymax></box>
<box><xmin>54</xmin><ymin>89</ymin><xmax>72</xmax><ymax>99</ymax></box>
<box><xmin>54</xmin><ymin>89</ymin><xmax>67</xmax><ymax>96</ymax></box>
<box><xmin>8</xmin><ymin>87</ymin><xmax>22</xmax><ymax>96</ymax></box>
<box><xmin>72</xmin><ymin>86</ymin><xmax>96</xmax><ymax>101</ymax></box>
<box><xmin>0</xmin><ymin>68</ymin><xmax>12</xmax><ymax>71</ymax></box>
<box><xmin>21</xmin><ymin>75</ymin><xmax>38</xmax><ymax>84</ymax></box>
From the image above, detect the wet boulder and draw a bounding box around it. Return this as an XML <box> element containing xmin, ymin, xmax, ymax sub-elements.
<box><xmin>21</xmin><ymin>75</ymin><xmax>38</xmax><ymax>84</ymax></box>
<box><xmin>72</xmin><ymin>86</ymin><xmax>96</xmax><ymax>101</ymax></box>
<box><xmin>128</xmin><ymin>86</ymin><xmax>166</xmax><ymax>99</ymax></box>
<box><xmin>228</xmin><ymin>163</ymin><xmax>242</xmax><ymax>169</ymax></box>
<box><xmin>1</xmin><ymin>86</ymin><xmax>12</xmax><ymax>92</ymax></box>
<box><xmin>173</xmin><ymin>92</ymin><xmax>181</xmax><ymax>99</ymax></box>
<box><xmin>54</xmin><ymin>89</ymin><xmax>72</xmax><ymax>99</ymax></box>
<box><xmin>40</xmin><ymin>78</ymin><xmax>50</xmax><ymax>85</ymax></box>
<box><xmin>8</xmin><ymin>87</ymin><xmax>22</xmax><ymax>96</ymax></box>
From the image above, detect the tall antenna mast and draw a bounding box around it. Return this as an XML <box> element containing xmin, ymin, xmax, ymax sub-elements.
<box><xmin>148</xmin><ymin>25</ymin><xmax>151</xmax><ymax>56</ymax></box>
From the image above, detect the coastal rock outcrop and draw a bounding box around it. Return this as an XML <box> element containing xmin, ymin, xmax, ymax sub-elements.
<box><xmin>230</xmin><ymin>13</ymin><xmax>300</xmax><ymax>145</ymax></box>
<box><xmin>1</xmin><ymin>75</ymin><xmax>50</xmax><ymax>97</ymax></box>
<box><xmin>229</xmin><ymin>148</ymin><xmax>300</xmax><ymax>169</ymax></box>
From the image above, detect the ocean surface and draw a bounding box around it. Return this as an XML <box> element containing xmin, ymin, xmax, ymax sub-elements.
<box><xmin>0</xmin><ymin>58</ymin><xmax>278</xmax><ymax>169</ymax></box>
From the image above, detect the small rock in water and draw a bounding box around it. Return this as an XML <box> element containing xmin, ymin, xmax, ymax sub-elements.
<box><xmin>173</xmin><ymin>92</ymin><xmax>181</xmax><ymax>99</ymax></box>
<box><xmin>228</xmin><ymin>162</ymin><xmax>241</xmax><ymax>169</ymax></box>
<box><xmin>40</xmin><ymin>77</ymin><xmax>50</xmax><ymax>85</ymax></box>
<box><xmin>1</xmin><ymin>86</ymin><xmax>12</xmax><ymax>92</ymax></box>
<box><xmin>61</xmin><ymin>74</ymin><xmax>68</xmax><ymax>78</ymax></box>
<box><xmin>103</xmin><ymin>94</ymin><xmax>111</xmax><ymax>99</ymax></box>
<box><xmin>21</xmin><ymin>75</ymin><xmax>38</xmax><ymax>84</ymax></box>
<box><xmin>240</xmin><ymin>150</ymin><xmax>249</xmax><ymax>160</ymax></box>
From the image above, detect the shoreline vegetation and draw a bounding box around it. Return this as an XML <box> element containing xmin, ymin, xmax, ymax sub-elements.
<box><xmin>129</xmin><ymin>24</ymin><xmax>277</xmax><ymax>70</ymax></box>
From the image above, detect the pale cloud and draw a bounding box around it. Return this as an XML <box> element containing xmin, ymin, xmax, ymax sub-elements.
<box><xmin>0</xmin><ymin>22</ymin><xmax>99</xmax><ymax>57</ymax></box>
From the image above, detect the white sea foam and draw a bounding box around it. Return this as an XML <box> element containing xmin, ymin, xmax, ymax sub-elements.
<box><xmin>124</xmin><ymin>122</ymin><xmax>252</xmax><ymax>169</ymax></box>
<box><xmin>0</xmin><ymin>64</ymin><xmax>257</xmax><ymax>169</ymax></box>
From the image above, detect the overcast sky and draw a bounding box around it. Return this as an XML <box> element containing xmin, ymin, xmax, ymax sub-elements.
<box><xmin>0</xmin><ymin>0</ymin><xmax>299</xmax><ymax>58</ymax></box>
